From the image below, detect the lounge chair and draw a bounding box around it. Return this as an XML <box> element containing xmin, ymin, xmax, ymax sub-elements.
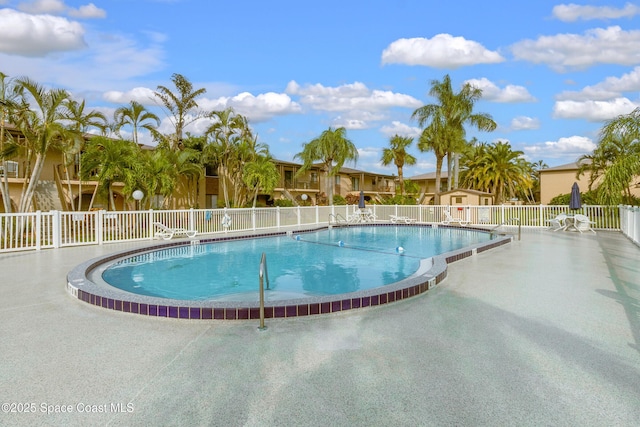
<box><xmin>569</xmin><ymin>214</ymin><xmax>596</xmax><ymax>234</ymax></box>
<box><xmin>153</xmin><ymin>222</ymin><xmax>197</xmax><ymax>240</ymax></box>
<box><xmin>546</xmin><ymin>213</ymin><xmax>568</xmax><ymax>231</ymax></box>
<box><xmin>442</xmin><ymin>210</ymin><xmax>469</xmax><ymax>226</ymax></box>
<box><xmin>390</xmin><ymin>215</ymin><xmax>417</xmax><ymax>224</ymax></box>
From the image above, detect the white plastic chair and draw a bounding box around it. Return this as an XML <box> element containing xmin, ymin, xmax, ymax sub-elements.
<box><xmin>571</xmin><ymin>214</ymin><xmax>596</xmax><ymax>234</ymax></box>
<box><xmin>442</xmin><ymin>210</ymin><xmax>469</xmax><ymax>226</ymax></box>
<box><xmin>546</xmin><ymin>213</ymin><xmax>567</xmax><ymax>232</ymax></box>
<box><xmin>390</xmin><ymin>215</ymin><xmax>417</xmax><ymax>224</ymax></box>
<box><xmin>153</xmin><ymin>222</ymin><xmax>197</xmax><ymax>240</ymax></box>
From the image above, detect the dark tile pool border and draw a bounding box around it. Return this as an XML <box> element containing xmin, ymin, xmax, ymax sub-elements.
<box><xmin>67</xmin><ymin>224</ymin><xmax>511</xmax><ymax>320</ymax></box>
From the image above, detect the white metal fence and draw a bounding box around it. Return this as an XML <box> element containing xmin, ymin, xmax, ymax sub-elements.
<box><xmin>620</xmin><ymin>205</ymin><xmax>640</xmax><ymax>247</ymax></box>
<box><xmin>0</xmin><ymin>204</ymin><xmax>633</xmax><ymax>253</ymax></box>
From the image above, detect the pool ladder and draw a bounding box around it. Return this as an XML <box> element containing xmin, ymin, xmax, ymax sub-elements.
<box><xmin>328</xmin><ymin>213</ymin><xmax>349</xmax><ymax>225</ymax></box>
<box><xmin>258</xmin><ymin>252</ymin><xmax>270</xmax><ymax>330</ymax></box>
<box><xmin>490</xmin><ymin>217</ymin><xmax>521</xmax><ymax>241</ymax></box>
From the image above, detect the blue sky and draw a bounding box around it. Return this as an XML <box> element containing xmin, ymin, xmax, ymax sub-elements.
<box><xmin>2</xmin><ymin>1</ymin><xmax>640</xmax><ymax>178</ymax></box>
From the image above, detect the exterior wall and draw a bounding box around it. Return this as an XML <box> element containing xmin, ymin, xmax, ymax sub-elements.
<box><xmin>439</xmin><ymin>190</ymin><xmax>492</xmax><ymax>206</ymax></box>
<box><xmin>539</xmin><ymin>169</ymin><xmax>590</xmax><ymax>204</ymax></box>
<box><xmin>411</xmin><ymin>177</ymin><xmax>449</xmax><ymax>205</ymax></box>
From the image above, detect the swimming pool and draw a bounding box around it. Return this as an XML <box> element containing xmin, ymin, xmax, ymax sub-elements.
<box><xmin>67</xmin><ymin>224</ymin><xmax>512</xmax><ymax>320</ymax></box>
<box><xmin>101</xmin><ymin>225</ymin><xmax>494</xmax><ymax>301</ymax></box>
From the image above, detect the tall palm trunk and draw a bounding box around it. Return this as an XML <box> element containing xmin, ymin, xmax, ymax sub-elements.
<box><xmin>62</xmin><ymin>154</ymin><xmax>74</xmax><ymax>211</ymax></box>
<box><xmin>446</xmin><ymin>153</ymin><xmax>453</xmax><ymax>191</ymax></box>
<box><xmin>434</xmin><ymin>156</ymin><xmax>444</xmax><ymax>205</ymax></box>
<box><xmin>108</xmin><ymin>185</ymin><xmax>116</xmax><ymax>211</ymax></box>
<box><xmin>397</xmin><ymin>165</ymin><xmax>405</xmax><ymax>195</ymax></box>
<box><xmin>18</xmin><ymin>152</ymin><xmax>45</xmax><ymax>213</ymax></box>
<box><xmin>0</xmin><ymin>121</ymin><xmax>11</xmax><ymax>211</ymax></box>
<box><xmin>324</xmin><ymin>165</ymin><xmax>333</xmax><ymax>205</ymax></box>
<box><xmin>453</xmin><ymin>153</ymin><xmax>460</xmax><ymax>189</ymax></box>
<box><xmin>219</xmin><ymin>165</ymin><xmax>230</xmax><ymax>207</ymax></box>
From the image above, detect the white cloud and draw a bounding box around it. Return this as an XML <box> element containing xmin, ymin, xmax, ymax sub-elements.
<box><xmin>17</xmin><ymin>0</ymin><xmax>66</xmax><ymax>14</ymax></box>
<box><xmin>286</xmin><ymin>80</ymin><xmax>422</xmax><ymax>112</ymax></box>
<box><xmin>552</xmin><ymin>2</ymin><xmax>640</xmax><ymax>22</ymax></box>
<box><xmin>104</xmin><ymin>87</ymin><xmax>301</xmax><ymax>124</ymax></box>
<box><xmin>199</xmin><ymin>92</ymin><xmax>302</xmax><ymax>122</ymax></box>
<box><xmin>511</xmin><ymin>26</ymin><xmax>640</xmax><ymax>71</ymax></box>
<box><xmin>553</xmin><ymin>97</ymin><xmax>639</xmax><ymax>121</ymax></box>
<box><xmin>556</xmin><ymin>66</ymin><xmax>640</xmax><ymax>101</ymax></box>
<box><xmin>0</xmin><ymin>29</ymin><xmax>166</xmax><ymax>93</ymax></box>
<box><xmin>464</xmin><ymin>78</ymin><xmax>536</xmax><ymax>103</ymax></box>
<box><xmin>524</xmin><ymin>136</ymin><xmax>596</xmax><ymax>159</ymax></box>
<box><xmin>510</xmin><ymin>116</ymin><xmax>541</xmax><ymax>130</ymax></box>
<box><xmin>381</xmin><ymin>34</ymin><xmax>505</xmax><ymax>69</ymax></box>
<box><xmin>331</xmin><ymin>117</ymin><xmax>368</xmax><ymax>130</ymax></box>
<box><xmin>379</xmin><ymin>121</ymin><xmax>422</xmax><ymax>138</ymax></box>
<box><xmin>68</xmin><ymin>3</ymin><xmax>106</xmax><ymax>19</ymax></box>
<box><xmin>103</xmin><ymin>87</ymin><xmax>157</xmax><ymax>104</ymax></box>
<box><xmin>17</xmin><ymin>0</ymin><xmax>106</xmax><ymax>18</ymax></box>
<box><xmin>89</xmin><ymin>33</ymin><xmax>166</xmax><ymax>81</ymax></box>
<box><xmin>0</xmin><ymin>8</ymin><xmax>86</xmax><ymax>56</ymax></box>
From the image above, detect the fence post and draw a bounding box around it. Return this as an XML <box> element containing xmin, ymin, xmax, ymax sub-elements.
<box><xmin>36</xmin><ymin>210</ymin><xmax>43</xmax><ymax>250</ymax></box>
<box><xmin>51</xmin><ymin>210</ymin><xmax>60</xmax><ymax>249</ymax></box>
<box><xmin>189</xmin><ymin>208</ymin><xmax>195</xmax><ymax>232</ymax></box>
<box><xmin>315</xmin><ymin>205</ymin><xmax>319</xmax><ymax>225</ymax></box>
<box><xmin>297</xmin><ymin>206</ymin><xmax>301</xmax><ymax>226</ymax></box>
<box><xmin>148</xmin><ymin>209</ymin><xmax>154</xmax><ymax>240</ymax></box>
<box><xmin>97</xmin><ymin>210</ymin><xmax>104</xmax><ymax>245</ymax></box>
<box><xmin>252</xmin><ymin>208</ymin><xmax>257</xmax><ymax>231</ymax></box>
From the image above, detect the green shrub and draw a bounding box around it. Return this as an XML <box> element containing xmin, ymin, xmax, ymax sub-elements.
<box><xmin>549</xmin><ymin>190</ymin><xmax>598</xmax><ymax>205</ymax></box>
<box><xmin>274</xmin><ymin>199</ymin><xmax>294</xmax><ymax>207</ymax></box>
<box><xmin>382</xmin><ymin>195</ymin><xmax>417</xmax><ymax>205</ymax></box>
<box><xmin>333</xmin><ymin>195</ymin><xmax>347</xmax><ymax>205</ymax></box>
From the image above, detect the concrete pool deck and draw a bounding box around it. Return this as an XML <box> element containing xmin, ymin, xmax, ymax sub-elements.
<box><xmin>1</xmin><ymin>229</ymin><xmax>639</xmax><ymax>426</ymax></box>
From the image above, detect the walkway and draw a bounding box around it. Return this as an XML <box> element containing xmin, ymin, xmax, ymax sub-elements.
<box><xmin>1</xmin><ymin>230</ymin><xmax>639</xmax><ymax>426</ymax></box>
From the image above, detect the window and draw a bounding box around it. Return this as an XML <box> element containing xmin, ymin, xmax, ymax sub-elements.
<box><xmin>351</xmin><ymin>177</ymin><xmax>359</xmax><ymax>191</ymax></box>
<box><xmin>311</xmin><ymin>172</ymin><xmax>317</xmax><ymax>183</ymax></box>
<box><xmin>335</xmin><ymin>175</ymin><xmax>340</xmax><ymax>185</ymax></box>
<box><xmin>455</xmin><ymin>196</ymin><xmax>463</xmax><ymax>204</ymax></box>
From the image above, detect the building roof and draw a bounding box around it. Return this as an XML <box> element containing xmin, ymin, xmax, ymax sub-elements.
<box><xmin>440</xmin><ymin>188</ymin><xmax>492</xmax><ymax>196</ymax></box>
<box><xmin>337</xmin><ymin>166</ymin><xmax>395</xmax><ymax>178</ymax></box>
<box><xmin>408</xmin><ymin>170</ymin><xmax>449</xmax><ymax>180</ymax></box>
<box><xmin>539</xmin><ymin>159</ymin><xmax>590</xmax><ymax>172</ymax></box>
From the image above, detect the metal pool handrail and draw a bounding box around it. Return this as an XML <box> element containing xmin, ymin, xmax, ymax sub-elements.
<box><xmin>258</xmin><ymin>252</ymin><xmax>269</xmax><ymax>330</ymax></box>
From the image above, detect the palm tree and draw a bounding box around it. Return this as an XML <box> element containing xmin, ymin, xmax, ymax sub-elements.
<box><xmin>154</xmin><ymin>73</ymin><xmax>206</xmax><ymax>149</ymax></box>
<box><xmin>9</xmin><ymin>77</ymin><xmax>83</xmax><ymax>212</ymax></box>
<box><xmin>170</xmin><ymin>148</ymin><xmax>204</xmax><ymax>208</ymax></box>
<box><xmin>243</xmin><ymin>154</ymin><xmax>279</xmax><ymax>208</ymax></box>
<box><xmin>63</xmin><ymin>98</ymin><xmax>107</xmax><ymax>211</ymax></box>
<box><xmin>295</xmin><ymin>127</ymin><xmax>358</xmax><ymax>205</ymax></box>
<box><xmin>80</xmin><ymin>136</ymin><xmax>141</xmax><ymax>210</ymax></box>
<box><xmin>412</xmin><ymin>74</ymin><xmax>496</xmax><ymax>203</ymax></box>
<box><xmin>0</xmin><ymin>72</ymin><xmax>20</xmax><ymax>212</ymax></box>
<box><xmin>114</xmin><ymin>100</ymin><xmax>160</xmax><ymax>146</ymax></box>
<box><xmin>380</xmin><ymin>135</ymin><xmax>416</xmax><ymax>195</ymax></box>
<box><xmin>204</xmin><ymin>108</ymin><xmax>251</xmax><ymax>207</ymax></box>
<box><xmin>590</xmin><ymin>108</ymin><xmax>640</xmax><ymax>205</ymax></box>
<box><xmin>417</xmin><ymin>115</ymin><xmax>450</xmax><ymax>202</ymax></box>
<box><xmin>460</xmin><ymin>141</ymin><xmax>532</xmax><ymax>204</ymax></box>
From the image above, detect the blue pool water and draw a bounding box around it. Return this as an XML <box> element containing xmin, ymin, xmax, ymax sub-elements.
<box><xmin>102</xmin><ymin>226</ymin><xmax>493</xmax><ymax>301</ymax></box>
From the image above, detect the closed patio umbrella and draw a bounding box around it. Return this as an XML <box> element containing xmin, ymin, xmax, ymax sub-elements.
<box><xmin>358</xmin><ymin>190</ymin><xmax>365</xmax><ymax>209</ymax></box>
<box><xmin>569</xmin><ymin>182</ymin><xmax>581</xmax><ymax>210</ymax></box>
